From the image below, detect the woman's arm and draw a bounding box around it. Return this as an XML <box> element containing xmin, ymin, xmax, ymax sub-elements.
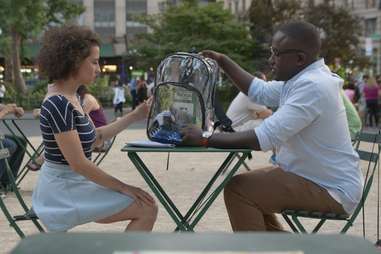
<box><xmin>82</xmin><ymin>94</ymin><xmax>100</xmax><ymax>114</ymax></box>
<box><xmin>0</xmin><ymin>104</ymin><xmax>24</xmax><ymax>119</ymax></box>
<box><xmin>93</xmin><ymin>97</ymin><xmax>152</xmax><ymax>147</ymax></box>
<box><xmin>55</xmin><ymin>130</ymin><xmax>154</xmax><ymax>205</ymax></box>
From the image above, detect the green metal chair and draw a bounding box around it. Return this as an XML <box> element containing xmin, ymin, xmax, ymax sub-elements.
<box><xmin>281</xmin><ymin>131</ymin><xmax>381</xmax><ymax>234</ymax></box>
<box><xmin>92</xmin><ymin>135</ymin><xmax>116</xmax><ymax>166</ymax></box>
<box><xmin>0</xmin><ymin>134</ymin><xmax>44</xmax><ymax>238</ymax></box>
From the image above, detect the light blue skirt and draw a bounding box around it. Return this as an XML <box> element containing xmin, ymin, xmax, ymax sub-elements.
<box><xmin>32</xmin><ymin>161</ymin><xmax>134</xmax><ymax>232</ymax></box>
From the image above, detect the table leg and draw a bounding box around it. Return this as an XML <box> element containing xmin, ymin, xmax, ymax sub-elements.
<box><xmin>128</xmin><ymin>151</ymin><xmax>250</xmax><ymax>232</ymax></box>
<box><xmin>128</xmin><ymin>152</ymin><xmax>191</xmax><ymax>231</ymax></box>
<box><xmin>189</xmin><ymin>152</ymin><xmax>249</xmax><ymax>229</ymax></box>
<box><xmin>175</xmin><ymin>152</ymin><xmax>236</xmax><ymax>231</ymax></box>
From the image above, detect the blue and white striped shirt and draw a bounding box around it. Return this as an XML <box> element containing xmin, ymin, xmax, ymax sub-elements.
<box><xmin>40</xmin><ymin>95</ymin><xmax>96</xmax><ymax>165</ymax></box>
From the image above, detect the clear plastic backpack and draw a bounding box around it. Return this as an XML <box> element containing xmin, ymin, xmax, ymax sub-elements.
<box><xmin>147</xmin><ymin>52</ymin><xmax>219</xmax><ymax>145</ymax></box>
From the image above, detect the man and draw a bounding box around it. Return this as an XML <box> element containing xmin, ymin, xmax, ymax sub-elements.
<box><xmin>181</xmin><ymin>21</ymin><xmax>362</xmax><ymax>231</ymax></box>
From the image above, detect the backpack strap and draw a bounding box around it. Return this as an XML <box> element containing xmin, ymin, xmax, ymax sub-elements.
<box><xmin>213</xmin><ymin>98</ymin><xmax>234</xmax><ymax>133</ymax></box>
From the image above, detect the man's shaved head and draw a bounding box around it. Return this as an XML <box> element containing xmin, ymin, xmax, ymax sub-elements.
<box><xmin>275</xmin><ymin>21</ymin><xmax>321</xmax><ymax>59</ymax></box>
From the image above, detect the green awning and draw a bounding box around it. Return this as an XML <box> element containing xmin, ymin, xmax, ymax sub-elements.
<box><xmin>22</xmin><ymin>43</ymin><xmax>116</xmax><ymax>59</ymax></box>
<box><xmin>100</xmin><ymin>43</ymin><xmax>115</xmax><ymax>57</ymax></box>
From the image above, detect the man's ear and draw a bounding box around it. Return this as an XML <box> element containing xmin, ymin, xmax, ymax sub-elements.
<box><xmin>296</xmin><ymin>52</ymin><xmax>307</xmax><ymax>66</ymax></box>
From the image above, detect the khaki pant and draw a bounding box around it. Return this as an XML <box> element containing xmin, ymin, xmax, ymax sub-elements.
<box><xmin>224</xmin><ymin>166</ymin><xmax>347</xmax><ymax>231</ymax></box>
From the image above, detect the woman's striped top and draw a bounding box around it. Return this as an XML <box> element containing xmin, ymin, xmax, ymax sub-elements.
<box><xmin>40</xmin><ymin>95</ymin><xmax>96</xmax><ymax>165</ymax></box>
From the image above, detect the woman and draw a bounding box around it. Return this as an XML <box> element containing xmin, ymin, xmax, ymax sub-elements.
<box><xmin>77</xmin><ymin>85</ymin><xmax>107</xmax><ymax>128</ymax></box>
<box><xmin>363</xmin><ymin>76</ymin><xmax>380</xmax><ymax>127</ymax></box>
<box><xmin>32</xmin><ymin>25</ymin><xmax>157</xmax><ymax>232</ymax></box>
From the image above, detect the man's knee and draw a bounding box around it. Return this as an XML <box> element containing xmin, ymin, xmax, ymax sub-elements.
<box><xmin>224</xmin><ymin>174</ymin><xmax>252</xmax><ymax>200</ymax></box>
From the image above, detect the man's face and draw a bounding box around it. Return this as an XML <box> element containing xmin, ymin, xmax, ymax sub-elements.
<box><xmin>269</xmin><ymin>31</ymin><xmax>307</xmax><ymax>81</ymax></box>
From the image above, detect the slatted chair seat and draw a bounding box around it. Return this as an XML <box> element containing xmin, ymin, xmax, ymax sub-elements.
<box><xmin>281</xmin><ymin>131</ymin><xmax>381</xmax><ymax>234</ymax></box>
<box><xmin>0</xmin><ymin>134</ymin><xmax>44</xmax><ymax>238</ymax></box>
<box><xmin>282</xmin><ymin>209</ymin><xmax>349</xmax><ymax>220</ymax></box>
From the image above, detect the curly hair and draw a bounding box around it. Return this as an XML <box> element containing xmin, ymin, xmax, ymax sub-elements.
<box><xmin>37</xmin><ymin>25</ymin><xmax>100</xmax><ymax>81</ymax></box>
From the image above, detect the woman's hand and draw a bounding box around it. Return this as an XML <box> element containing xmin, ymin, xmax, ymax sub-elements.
<box><xmin>14</xmin><ymin>107</ymin><xmax>24</xmax><ymax>118</ymax></box>
<box><xmin>120</xmin><ymin>184</ymin><xmax>156</xmax><ymax>207</ymax></box>
<box><xmin>180</xmin><ymin>125</ymin><xmax>203</xmax><ymax>146</ymax></box>
<box><xmin>132</xmin><ymin>97</ymin><xmax>152</xmax><ymax>121</ymax></box>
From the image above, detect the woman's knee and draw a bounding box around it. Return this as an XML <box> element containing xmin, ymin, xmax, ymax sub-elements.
<box><xmin>139</xmin><ymin>202</ymin><xmax>158</xmax><ymax>222</ymax></box>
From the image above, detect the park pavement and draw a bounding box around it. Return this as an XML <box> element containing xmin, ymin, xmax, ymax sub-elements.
<box><xmin>0</xmin><ymin>109</ymin><xmax>380</xmax><ymax>253</ymax></box>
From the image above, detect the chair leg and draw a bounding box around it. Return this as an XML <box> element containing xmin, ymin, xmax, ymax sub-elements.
<box><xmin>0</xmin><ymin>196</ymin><xmax>25</xmax><ymax>238</ymax></box>
<box><xmin>312</xmin><ymin>219</ymin><xmax>326</xmax><ymax>233</ymax></box>
<box><xmin>281</xmin><ymin>213</ymin><xmax>300</xmax><ymax>233</ymax></box>
<box><xmin>291</xmin><ymin>216</ymin><xmax>308</xmax><ymax>233</ymax></box>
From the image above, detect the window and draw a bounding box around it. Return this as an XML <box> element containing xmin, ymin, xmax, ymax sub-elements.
<box><xmin>366</xmin><ymin>0</ymin><xmax>376</xmax><ymax>8</ymax></box>
<box><xmin>365</xmin><ymin>18</ymin><xmax>377</xmax><ymax>37</ymax></box>
<box><xmin>126</xmin><ymin>0</ymin><xmax>147</xmax><ymax>39</ymax></box>
<box><xmin>94</xmin><ymin>0</ymin><xmax>115</xmax><ymax>42</ymax></box>
<box><xmin>94</xmin><ymin>0</ymin><xmax>115</xmax><ymax>26</ymax></box>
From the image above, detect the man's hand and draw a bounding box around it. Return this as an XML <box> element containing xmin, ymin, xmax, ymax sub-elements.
<box><xmin>180</xmin><ymin>125</ymin><xmax>203</xmax><ymax>146</ymax></box>
<box><xmin>200</xmin><ymin>50</ymin><xmax>224</xmax><ymax>64</ymax></box>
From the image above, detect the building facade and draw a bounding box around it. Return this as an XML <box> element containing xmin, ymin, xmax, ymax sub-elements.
<box><xmin>78</xmin><ymin>0</ymin><xmax>162</xmax><ymax>57</ymax></box>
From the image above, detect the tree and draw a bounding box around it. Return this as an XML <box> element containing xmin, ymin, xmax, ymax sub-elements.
<box><xmin>247</xmin><ymin>1</ymin><xmax>366</xmax><ymax>69</ymax></box>
<box><xmin>0</xmin><ymin>0</ymin><xmax>84</xmax><ymax>94</ymax></box>
<box><xmin>304</xmin><ymin>3</ymin><xmax>364</xmax><ymax>67</ymax></box>
<box><xmin>131</xmin><ymin>0</ymin><xmax>259</xmax><ymax>73</ymax></box>
<box><xmin>246</xmin><ymin>0</ymin><xmax>303</xmax><ymax>71</ymax></box>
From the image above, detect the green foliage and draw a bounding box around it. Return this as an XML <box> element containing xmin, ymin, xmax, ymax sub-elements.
<box><xmin>0</xmin><ymin>0</ymin><xmax>84</xmax><ymax>93</ymax></box>
<box><xmin>0</xmin><ymin>0</ymin><xmax>84</xmax><ymax>39</ymax></box>
<box><xmin>131</xmin><ymin>1</ymin><xmax>259</xmax><ymax>73</ymax></box>
<box><xmin>247</xmin><ymin>0</ymin><xmax>303</xmax><ymax>69</ymax></box>
<box><xmin>3</xmin><ymin>79</ymin><xmax>48</xmax><ymax>109</ymax></box>
<box><xmin>304</xmin><ymin>3</ymin><xmax>365</xmax><ymax>67</ymax></box>
<box><xmin>247</xmin><ymin>0</ymin><xmax>367</xmax><ymax>68</ymax></box>
<box><xmin>87</xmin><ymin>76</ymin><xmax>115</xmax><ymax>107</ymax></box>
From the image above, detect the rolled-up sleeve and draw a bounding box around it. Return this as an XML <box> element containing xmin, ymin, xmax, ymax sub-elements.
<box><xmin>248</xmin><ymin>78</ymin><xmax>283</xmax><ymax>108</ymax></box>
<box><xmin>254</xmin><ymin>80</ymin><xmax>322</xmax><ymax>151</ymax></box>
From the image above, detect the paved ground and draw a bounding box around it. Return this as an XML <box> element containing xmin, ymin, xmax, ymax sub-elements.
<box><xmin>0</xmin><ymin>109</ymin><xmax>380</xmax><ymax>253</ymax></box>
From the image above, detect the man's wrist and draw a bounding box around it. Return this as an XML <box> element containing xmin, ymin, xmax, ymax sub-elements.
<box><xmin>201</xmin><ymin>131</ymin><xmax>213</xmax><ymax>147</ymax></box>
<box><xmin>201</xmin><ymin>137</ymin><xmax>209</xmax><ymax>147</ymax></box>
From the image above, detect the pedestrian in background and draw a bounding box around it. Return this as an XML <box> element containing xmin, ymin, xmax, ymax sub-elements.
<box><xmin>113</xmin><ymin>77</ymin><xmax>126</xmax><ymax>117</ymax></box>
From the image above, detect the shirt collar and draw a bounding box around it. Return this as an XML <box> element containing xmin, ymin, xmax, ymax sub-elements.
<box><xmin>287</xmin><ymin>58</ymin><xmax>326</xmax><ymax>83</ymax></box>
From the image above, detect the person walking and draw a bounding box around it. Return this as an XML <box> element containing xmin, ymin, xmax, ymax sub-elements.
<box><xmin>128</xmin><ymin>77</ymin><xmax>138</xmax><ymax>110</ymax></box>
<box><xmin>137</xmin><ymin>75</ymin><xmax>147</xmax><ymax>104</ymax></box>
<box><xmin>113</xmin><ymin>78</ymin><xmax>126</xmax><ymax>117</ymax></box>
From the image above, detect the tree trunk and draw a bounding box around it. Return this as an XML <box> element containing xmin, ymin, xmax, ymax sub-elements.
<box><xmin>10</xmin><ymin>27</ymin><xmax>27</xmax><ymax>94</ymax></box>
<box><xmin>4</xmin><ymin>55</ymin><xmax>13</xmax><ymax>84</ymax></box>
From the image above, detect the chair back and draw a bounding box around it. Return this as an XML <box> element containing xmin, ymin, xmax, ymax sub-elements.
<box><xmin>0</xmin><ymin>133</ymin><xmax>45</xmax><ymax>238</ymax></box>
<box><xmin>0</xmin><ymin>134</ymin><xmax>14</xmax><ymax>190</ymax></box>
<box><xmin>345</xmin><ymin>131</ymin><xmax>381</xmax><ymax>233</ymax></box>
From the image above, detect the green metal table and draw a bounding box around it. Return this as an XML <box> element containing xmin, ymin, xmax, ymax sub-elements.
<box><xmin>12</xmin><ymin>232</ymin><xmax>380</xmax><ymax>254</ymax></box>
<box><xmin>1</xmin><ymin>118</ymin><xmax>44</xmax><ymax>186</ymax></box>
<box><xmin>122</xmin><ymin>145</ymin><xmax>252</xmax><ymax>232</ymax></box>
